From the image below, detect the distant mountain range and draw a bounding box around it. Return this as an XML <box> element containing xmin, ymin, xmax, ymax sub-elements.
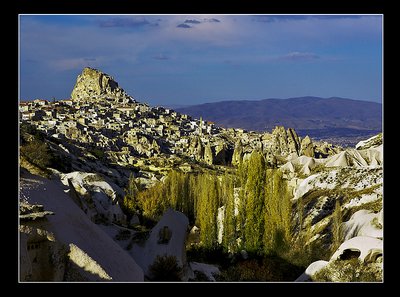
<box><xmin>175</xmin><ymin>97</ymin><xmax>382</xmax><ymax>146</ymax></box>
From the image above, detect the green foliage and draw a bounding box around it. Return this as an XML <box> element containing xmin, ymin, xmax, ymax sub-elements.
<box><xmin>186</xmin><ymin>244</ymin><xmax>228</xmax><ymax>266</ymax></box>
<box><xmin>223</xmin><ymin>153</ymin><xmax>294</xmax><ymax>256</ymax></box>
<box><xmin>284</xmin><ymin>225</ymin><xmax>330</xmax><ymax>268</ymax></box>
<box><xmin>148</xmin><ymin>254</ymin><xmax>183</xmax><ymax>281</ymax></box>
<box><xmin>331</xmin><ymin>199</ymin><xmax>343</xmax><ymax>253</ymax></box>
<box><xmin>88</xmin><ymin>147</ymin><xmax>105</xmax><ymax>160</ymax></box>
<box><xmin>164</xmin><ymin>170</ymin><xmax>192</xmax><ymax>217</ymax></box>
<box><xmin>222</xmin><ymin>173</ymin><xmax>237</xmax><ymax>253</ymax></box>
<box><xmin>243</xmin><ymin>151</ymin><xmax>266</xmax><ymax>253</ymax></box>
<box><xmin>136</xmin><ymin>170</ymin><xmax>197</xmax><ymax>224</ymax></box>
<box><xmin>20</xmin><ymin>140</ymin><xmax>52</xmax><ymax>170</ymax></box>
<box><xmin>20</xmin><ymin>122</ymin><xmax>45</xmax><ymax>143</ymax></box>
<box><xmin>216</xmin><ymin>255</ymin><xmax>304</xmax><ymax>282</ymax></box>
<box><xmin>197</xmin><ymin>174</ymin><xmax>219</xmax><ymax>248</ymax></box>
<box><xmin>263</xmin><ymin>169</ymin><xmax>292</xmax><ymax>255</ymax></box>
<box><xmin>236</xmin><ymin>160</ymin><xmax>248</xmax><ymax>248</ymax></box>
<box><xmin>137</xmin><ymin>182</ymin><xmax>166</xmax><ymax>223</ymax></box>
<box><xmin>122</xmin><ymin>174</ymin><xmax>141</xmax><ymax>221</ymax></box>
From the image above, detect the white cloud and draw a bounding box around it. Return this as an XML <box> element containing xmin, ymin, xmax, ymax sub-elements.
<box><xmin>280</xmin><ymin>51</ymin><xmax>320</xmax><ymax>61</ymax></box>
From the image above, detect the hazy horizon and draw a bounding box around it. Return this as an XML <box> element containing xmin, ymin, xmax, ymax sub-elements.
<box><xmin>20</xmin><ymin>14</ymin><xmax>382</xmax><ymax>106</ymax></box>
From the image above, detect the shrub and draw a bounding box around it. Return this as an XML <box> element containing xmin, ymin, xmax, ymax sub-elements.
<box><xmin>216</xmin><ymin>255</ymin><xmax>304</xmax><ymax>281</ymax></box>
<box><xmin>20</xmin><ymin>140</ymin><xmax>52</xmax><ymax>169</ymax></box>
<box><xmin>88</xmin><ymin>148</ymin><xmax>105</xmax><ymax>160</ymax></box>
<box><xmin>148</xmin><ymin>255</ymin><xmax>183</xmax><ymax>281</ymax></box>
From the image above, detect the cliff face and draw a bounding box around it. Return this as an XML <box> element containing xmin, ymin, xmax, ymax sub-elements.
<box><xmin>71</xmin><ymin>67</ymin><xmax>134</xmax><ymax>103</ymax></box>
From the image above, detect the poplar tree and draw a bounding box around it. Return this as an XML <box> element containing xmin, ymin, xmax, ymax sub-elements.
<box><xmin>243</xmin><ymin>151</ymin><xmax>266</xmax><ymax>253</ymax></box>
<box><xmin>237</xmin><ymin>160</ymin><xmax>248</xmax><ymax>249</ymax></box>
<box><xmin>222</xmin><ymin>173</ymin><xmax>237</xmax><ymax>253</ymax></box>
<box><xmin>197</xmin><ymin>173</ymin><xmax>219</xmax><ymax>249</ymax></box>
<box><xmin>331</xmin><ymin>199</ymin><xmax>343</xmax><ymax>253</ymax></box>
<box><xmin>263</xmin><ymin>169</ymin><xmax>292</xmax><ymax>254</ymax></box>
<box><xmin>123</xmin><ymin>173</ymin><xmax>141</xmax><ymax>220</ymax></box>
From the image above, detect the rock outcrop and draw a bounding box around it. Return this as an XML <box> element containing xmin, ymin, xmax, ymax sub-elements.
<box><xmin>59</xmin><ymin>171</ymin><xmax>127</xmax><ymax>226</ymax></box>
<box><xmin>300</xmin><ymin>135</ymin><xmax>314</xmax><ymax>158</ymax></box>
<box><xmin>19</xmin><ymin>173</ymin><xmax>144</xmax><ymax>281</ymax></box>
<box><xmin>232</xmin><ymin>140</ymin><xmax>243</xmax><ymax>166</ymax></box>
<box><xmin>71</xmin><ymin>67</ymin><xmax>134</xmax><ymax>103</ymax></box>
<box><xmin>292</xmin><ymin>134</ymin><xmax>383</xmax><ymax>282</ymax></box>
<box><xmin>271</xmin><ymin>126</ymin><xmax>301</xmax><ymax>156</ymax></box>
<box><xmin>20</xmin><ymin>202</ymin><xmax>54</xmax><ymax>221</ymax></box>
<box><xmin>356</xmin><ymin>133</ymin><xmax>382</xmax><ymax>150</ymax></box>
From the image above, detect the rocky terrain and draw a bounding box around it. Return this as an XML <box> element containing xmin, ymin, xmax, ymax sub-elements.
<box><xmin>288</xmin><ymin>135</ymin><xmax>383</xmax><ymax>281</ymax></box>
<box><xmin>19</xmin><ymin>67</ymin><xmax>383</xmax><ymax>282</ymax></box>
<box><xmin>19</xmin><ymin>170</ymin><xmax>144</xmax><ymax>281</ymax></box>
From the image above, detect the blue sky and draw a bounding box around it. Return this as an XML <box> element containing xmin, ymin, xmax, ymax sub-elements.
<box><xmin>19</xmin><ymin>15</ymin><xmax>382</xmax><ymax>106</ymax></box>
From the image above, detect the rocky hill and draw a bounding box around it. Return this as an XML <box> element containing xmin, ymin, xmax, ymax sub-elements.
<box><xmin>19</xmin><ymin>67</ymin><xmax>383</xmax><ymax>282</ymax></box>
<box><xmin>175</xmin><ymin>97</ymin><xmax>382</xmax><ymax>147</ymax></box>
<box><xmin>71</xmin><ymin>67</ymin><xmax>135</xmax><ymax>104</ymax></box>
<box><xmin>21</xmin><ymin>68</ymin><xmax>341</xmax><ymax>190</ymax></box>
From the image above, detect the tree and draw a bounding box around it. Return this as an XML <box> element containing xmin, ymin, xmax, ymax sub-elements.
<box><xmin>123</xmin><ymin>173</ymin><xmax>141</xmax><ymax>221</ymax></box>
<box><xmin>236</xmin><ymin>159</ymin><xmax>248</xmax><ymax>249</ymax></box>
<box><xmin>138</xmin><ymin>182</ymin><xmax>165</xmax><ymax>223</ymax></box>
<box><xmin>263</xmin><ymin>169</ymin><xmax>292</xmax><ymax>254</ymax></box>
<box><xmin>243</xmin><ymin>151</ymin><xmax>266</xmax><ymax>253</ymax></box>
<box><xmin>331</xmin><ymin>199</ymin><xmax>343</xmax><ymax>253</ymax></box>
<box><xmin>222</xmin><ymin>173</ymin><xmax>237</xmax><ymax>253</ymax></box>
<box><xmin>197</xmin><ymin>173</ymin><xmax>219</xmax><ymax>249</ymax></box>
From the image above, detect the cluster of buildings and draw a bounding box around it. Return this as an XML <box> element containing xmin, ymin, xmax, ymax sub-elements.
<box><xmin>19</xmin><ymin>97</ymin><xmax>224</xmax><ymax>167</ymax></box>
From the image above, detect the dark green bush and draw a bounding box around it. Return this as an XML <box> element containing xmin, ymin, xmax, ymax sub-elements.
<box><xmin>20</xmin><ymin>140</ymin><xmax>52</xmax><ymax>169</ymax></box>
<box><xmin>148</xmin><ymin>255</ymin><xmax>183</xmax><ymax>281</ymax></box>
<box><xmin>216</xmin><ymin>255</ymin><xmax>304</xmax><ymax>281</ymax></box>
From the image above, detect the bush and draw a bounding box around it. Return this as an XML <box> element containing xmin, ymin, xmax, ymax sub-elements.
<box><xmin>148</xmin><ymin>255</ymin><xmax>183</xmax><ymax>281</ymax></box>
<box><xmin>20</xmin><ymin>122</ymin><xmax>45</xmax><ymax>144</ymax></box>
<box><xmin>186</xmin><ymin>245</ymin><xmax>230</xmax><ymax>267</ymax></box>
<box><xmin>20</xmin><ymin>140</ymin><xmax>52</xmax><ymax>169</ymax></box>
<box><xmin>216</xmin><ymin>255</ymin><xmax>304</xmax><ymax>281</ymax></box>
<box><xmin>88</xmin><ymin>148</ymin><xmax>105</xmax><ymax>160</ymax></box>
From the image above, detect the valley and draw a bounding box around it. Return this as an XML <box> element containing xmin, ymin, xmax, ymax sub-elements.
<box><xmin>19</xmin><ymin>68</ymin><xmax>383</xmax><ymax>282</ymax></box>
<box><xmin>176</xmin><ymin>97</ymin><xmax>382</xmax><ymax>147</ymax></box>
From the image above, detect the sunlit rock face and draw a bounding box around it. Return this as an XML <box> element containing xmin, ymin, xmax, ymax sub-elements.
<box><xmin>71</xmin><ymin>67</ymin><xmax>134</xmax><ymax>104</ymax></box>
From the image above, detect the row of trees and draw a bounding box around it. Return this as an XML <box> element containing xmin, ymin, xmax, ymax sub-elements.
<box><xmin>235</xmin><ymin>151</ymin><xmax>292</xmax><ymax>255</ymax></box>
<box><xmin>122</xmin><ymin>150</ymin><xmax>293</xmax><ymax>256</ymax></box>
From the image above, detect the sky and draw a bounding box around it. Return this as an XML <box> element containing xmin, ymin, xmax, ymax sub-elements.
<box><xmin>19</xmin><ymin>14</ymin><xmax>383</xmax><ymax>106</ymax></box>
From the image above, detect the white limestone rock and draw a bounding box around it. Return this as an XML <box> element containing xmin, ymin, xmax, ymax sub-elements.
<box><xmin>355</xmin><ymin>133</ymin><xmax>382</xmax><ymax>150</ymax></box>
<box><xmin>342</xmin><ymin>209</ymin><xmax>383</xmax><ymax>240</ymax></box>
<box><xmin>19</xmin><ymin>173</ymin><xmax>144</xmax><ymax>281</ymax></box>
<box><xmin>330</xmin><ymin>236</ymin><xmax>383</xmax><ymax>263</ymax></box>
<box><xmin>295</xmin><ymin>260</ymin><xmax>329</xmax><ymax>282</ymax></box>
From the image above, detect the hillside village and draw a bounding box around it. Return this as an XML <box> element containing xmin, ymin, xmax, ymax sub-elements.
<box><xmin>19</xmin><ymin>67</ymin><xmax>383</xmax><ymax>282</ymax></box>
<box><xmin>20</xmin><ymin>69</ymin><xmax>343</xmax><ymax>186</ymax></box>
